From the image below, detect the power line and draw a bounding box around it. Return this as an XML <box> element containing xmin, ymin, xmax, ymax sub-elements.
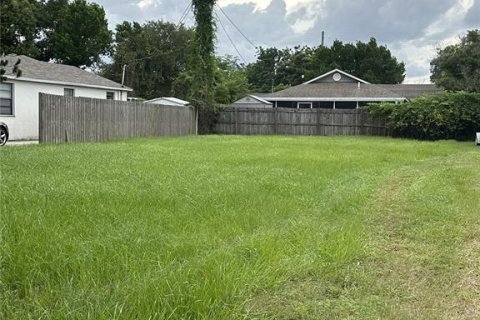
<box><xmin>178</xmin><ymin>1</ymin><xmax>193</xmax><ymax>25</ymax></box>
<box><xmin>215</xmin><ymin>4</ymin><xmax>257</xmax><ymax>49</ymax></box>
<box><xmin>214</xmin><ymin>10</ymin><xmax>247</xmax><ymax>64</ymax></box>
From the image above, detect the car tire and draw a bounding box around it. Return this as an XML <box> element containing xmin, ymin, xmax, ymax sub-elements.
<box><xmin>0</xmin><ymin>127</ymin><xmax>8</xmax><ymax>146</ymax></box>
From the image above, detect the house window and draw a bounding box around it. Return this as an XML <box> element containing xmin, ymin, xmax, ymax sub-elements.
<box><xmin>297</xmin><ymin>102</ymin><xmax>312</xmax><ymax>109</ymax></box>
<box><xmin>106</xmin><ymin>91</ymin><xmax>115</xmax><ymax>100</ymax></box>
<box><xmin>0</xmin><ymin>82</ymin><xmax>13</xmax><ymax>115</ymax></box>
<box><xmin>64</xmin><ymin>88</ymin><xmax>75</xmax><ymax>97</ymax></box>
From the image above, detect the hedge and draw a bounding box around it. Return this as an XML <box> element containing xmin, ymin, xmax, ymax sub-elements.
<box><xmin>367</xmin><ymin>91</ymin><xmax>480</xmax><ymax>141</ymax></box>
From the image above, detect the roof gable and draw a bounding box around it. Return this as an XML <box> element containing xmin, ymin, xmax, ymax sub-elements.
<box><xmin>304</xmin><ymin>69</ymin><xmax>370</xmax><ymax>85</ymax></box>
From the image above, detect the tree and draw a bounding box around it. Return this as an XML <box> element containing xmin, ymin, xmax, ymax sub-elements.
<box><xmin>0</xmin><ymin>0</ymin><xmax>40</xmax><ymax>57</ymax></box>
<box><xmin>191</xmin><ymin>0</ymin><xmax>216</xmax><ymax>108</ymax></box>
<box><xmin>246</xmin><ymin>38</ymin><xmax>406</xmax><ymax>92</ymax></box>
<box><xmin>45</xmin><ymin>0</ymin><xmax>112</xmax><ymax>66</ymax></box>
<box><xmin>431</xmin><ymin>29</ymin><xmax>480</xmax><ymax>92</ymax></box>
<box><xmin>0</xmin><ymin>0</ymin><xmax>112</xmax><ymax>67</ymax></box>
<box><xmin>245</xmin><ymin>47</ymin><xmax>289</xmax><ymax>93</ymax></box>
<box><xmin>101</xmin><ymin>21</ymin><xmax>194</xmax><ymax>99</ymax></box>
<box><xmin>213</xmin><ymin>56</ymin><xmax>249</xmax><ymax>104</ymax></box>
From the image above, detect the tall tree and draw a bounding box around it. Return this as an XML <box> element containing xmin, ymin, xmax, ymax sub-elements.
<box><xmin>247</xmin><ymin>38</ymin><xmax>405</xmax><ymax>93</ymax></box>
<box><xmin>245</xmin><ymin>47</ymin><xmax>289</xmax><ymax>93</ymax></box>
<box><xmin>45</xmin><ymin>0</ymin><xmax>112</xmax><ymax>66</ymax></box>
<box><xmin>191</xmin><ymin>0</ymin><xmax>216</xmax><ymax>107</ymax></box>
<box><xmin>431</xmin><ymin>29</ymin><xmax>480</xmax><ymax>92</ymax></box>
<box><xmin>0</xmin><ymin>0</ymin><xmax>40</xmax><ymax>57</ymax></box>
<box><xmin>101</xmin><ymin>21</ymin><xmax>194</xmax><ymax>99</ymax></box>
<box><xmin>213</xmin><ymin>56</ymin><xmax>249</xmax><ymax>104</ymax></box>
<box><xmin>0</xmin><ymin>0</ymin><xmax>112</xmax><ymax>67</ymax></box>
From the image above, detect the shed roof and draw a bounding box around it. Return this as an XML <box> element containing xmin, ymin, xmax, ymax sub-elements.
<box><xmin>2</xmin><ymin>54</ymin><xmax>132</xmax><ymax>91</ymax></box>
<box><xmin>144</xmin><ymin>97</ymin><xmax>190</xmax><ymax>105</ymax></box>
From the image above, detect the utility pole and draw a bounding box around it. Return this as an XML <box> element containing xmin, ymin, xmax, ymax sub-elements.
<box><xmin>321</xmin><ymin>31</ymin><xmax>325</xmax><ymax>47</ymax></box>
<box><xmin>121</xmin><ymin>64</ymin><xmax>127</xmax><ymax>86</ymax></box>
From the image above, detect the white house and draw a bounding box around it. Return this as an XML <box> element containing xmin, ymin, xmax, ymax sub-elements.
<box><xmin>0</xmin><ymin>54</ymin><xmax>132</xmax><ymax>140</ymax></box>
<box><xmin>144</xmin><ymin>97</ymin><xmax>190</xmax><ymax>107</ymax></box>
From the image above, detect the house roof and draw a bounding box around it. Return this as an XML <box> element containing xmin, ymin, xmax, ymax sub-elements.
<box><xmin>261</xmin><ymin>83</ymin><xmax>407</xmax><ymax>101</ymax></box>
<box><xmin>144</xmin><ymin>97</ymin><xmax>190</xmax><ymax>105</ymax></box>
<box><xmin>374</xmin><ymin>84</ymin><xmax>441</xmax><ymax>100</ymax></box>
<box><xmin>1</xmin><ymin>54</ymin><xmax>132</xmax><ymax>91</ymax></box>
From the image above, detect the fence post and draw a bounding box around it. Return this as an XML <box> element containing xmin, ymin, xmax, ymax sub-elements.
<box><xmin>316</xmin><ymin>108</ymin><xmax>321</xmax><ymax>135</ymax></box>
<box><xmin>234</xmin><ymin>108</ymin><xmax>238</xmax><ymax>135</ymax></box>
<box><xmin>273</xmin><ymin>108</ymin><xmax>277</xmax><ymax>135</ymax></box>
<box><xmin>39</xmin><ymin>93</ymin><xmax>44</xmax><ymax>143</ymax></box>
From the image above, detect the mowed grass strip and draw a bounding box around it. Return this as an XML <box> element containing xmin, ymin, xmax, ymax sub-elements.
<box><xmin>0</xmin><ymin>136</ymin><xmax>478</xmax><ymax>319</ymax></box>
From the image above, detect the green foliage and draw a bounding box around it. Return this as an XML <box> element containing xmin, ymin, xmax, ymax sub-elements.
<box><xmin>0</xmin><ymin>0</ymin><xmax>40</xmax><ymax>57</ymax></box>
<box><xmin>191</xmin><ymin>0</ymin><xmax>217</xmax><ymax>108</ymax></box>
<box><xmin>173</xmin><ymin>55</ymin><xmax>248</xmax><ymax>104</ymax></box>
<box><xmin>47</xmin><ymin>0</ymin><xmax>112</xmax><ymax>66</ymax></box>
<box><xmin>247</xmin><ymin>38</ymin><xmax>405</xmax><ymax>93</ymax></box>
<box><xmin>213</xmin><ymin>56</ymin><xmax>249</xmax><ymax>104</ymax></box>
<box><xmin>367</xmin><ymin>91</ymin><xmax>480</xmax><ymax>140</ymax></box>
<box><xmin>101</xmin><ymin>21</ymin><xmax>194</xmax><ymax>99</ymax></box>
<box><xmin>0</xmin><ymin>0</ymin><xmax>111</xmax><ymax>67</ymax></box>
<box><xmin>0</xmin><ymin>58</ymin><xmax>22</xmax><ymax>82</ymax></box>
<box><xmin>430</xmin><ymin>30</ymin><xmax>480</xmax><ymax>92</ymax></box>
<box><xmin>245</xmin><ymin>47</ymin><xmax>288</xmax><ymax>93</ymax></box>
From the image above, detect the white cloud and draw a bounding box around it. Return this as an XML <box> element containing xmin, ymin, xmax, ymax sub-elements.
<box><xmin>137</xmin><ymin>0</ymin><xmax>156</xmax><ymax>10</ymax></box>
<box><xmin>218</xmin><ymin>0</ymin><xmax>273</xmax><ymax>11</ymax></box>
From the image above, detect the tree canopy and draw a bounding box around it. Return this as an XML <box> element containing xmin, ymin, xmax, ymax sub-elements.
<box><xmin>0</xmin><ymin>0</ymin><xmax>111</xmax><ymax>67</ymax></box>
<box><xmin>430</xmin><ymin>29</ymin><xmax>480</xmax><ymax>92</ymax></box>
<box><xmin>101</xmin><ymin>21</ymin><xmax>194</xmax><ymax>99</ymax></box>
<box><xmin>246</xmin><ymin>38</ymin><xmax>406</xmax><ymax>93</ymax></box>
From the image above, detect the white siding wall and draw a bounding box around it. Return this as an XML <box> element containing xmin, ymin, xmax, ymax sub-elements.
<box><xmin>0</xmin><ymin>80</ymin><xmax>128</xmax><ymax>140</ymax></box>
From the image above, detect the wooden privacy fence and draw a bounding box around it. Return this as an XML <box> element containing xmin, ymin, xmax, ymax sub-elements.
<box><xmin>215</xmin><ymin>107</ymin><xmax>388</xmax><ymax>136</ymax></box>
<box><xmin>39</xmin><ymin>93</ymin><xmax>197</xmax><ymax>143</ymax></box>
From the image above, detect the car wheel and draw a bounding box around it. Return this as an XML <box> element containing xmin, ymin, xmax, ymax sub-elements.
<box><xmin>0</xmin><ymin>127</ymin><xmax>8</xmax><ymax>146</ymax></box>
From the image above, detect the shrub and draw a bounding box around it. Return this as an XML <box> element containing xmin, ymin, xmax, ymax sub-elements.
<box><xmin>367</xmin><ymin>92</ymin><xmax>480</xmax><ymax>140</ymax></box>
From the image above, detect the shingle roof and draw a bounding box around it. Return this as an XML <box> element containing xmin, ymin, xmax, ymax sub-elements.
<box><xmin>262</xmin><ymin>83</ymin><xmax>402</xmax><ymax>99</ymax></box>
<box><xmin>259</xmin><ymin>82</ymin><xmax>441</xmax><ymax>100</ymax></box>
<box><xmin>375</xmin><ymin>84</ymin><xmax>441</xmax><ymax>99</ymax></box>
<box><xmin>2</xmin><ymin>54</ymin><xmax>131</xmax><ymax>91</ymax></box>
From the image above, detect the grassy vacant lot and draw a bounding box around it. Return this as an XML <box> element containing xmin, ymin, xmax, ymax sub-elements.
<box><xmin>1</xmin><ymin>136</ymin><xmax>479</xmax><ymax>319</ymax></box>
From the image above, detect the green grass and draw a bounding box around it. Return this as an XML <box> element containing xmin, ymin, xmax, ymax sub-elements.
<box><xmin>1</xmin><ymin>136</ymin><xmax>479</xmax><ymax>319</ymax></box>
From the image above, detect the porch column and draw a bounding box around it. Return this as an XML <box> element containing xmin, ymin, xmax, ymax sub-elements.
<box><xmin>333</xmin><ymin>101</ymin><xmax>336</xmax><ymax>109</ymax></box>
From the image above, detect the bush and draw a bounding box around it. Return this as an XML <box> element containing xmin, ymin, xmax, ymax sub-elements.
<box><xmin>367</xmin><ymin>92</ymin><xmax>480</xmax><ymax>140</ymax></box>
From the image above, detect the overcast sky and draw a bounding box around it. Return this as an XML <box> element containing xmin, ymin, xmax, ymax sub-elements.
<box><xmin>94</xmin><ymin>0</ymin><xmax>479</xmax><ymax>83</ymax></box>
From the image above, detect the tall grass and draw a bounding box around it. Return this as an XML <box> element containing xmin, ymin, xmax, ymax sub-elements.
<box><xmin>1</xmin><ymin>136</ymin><xmax>478</xmax><ymax>319</ymax></box>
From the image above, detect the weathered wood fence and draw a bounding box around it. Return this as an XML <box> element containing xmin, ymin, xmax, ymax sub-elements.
<box><xmin>215</xmin><ymin>107</ymin><xmax>388</xmax><ymax>136</ymax></box>
<box><xmin>39</xmin><ymin>93</ymin><xmax>197</xmax><ymax>143</ymax></box>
